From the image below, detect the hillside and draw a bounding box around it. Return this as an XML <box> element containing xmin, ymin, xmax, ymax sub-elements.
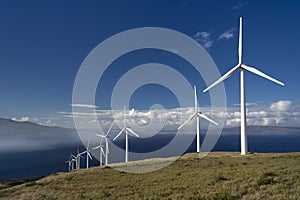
<box><xmin>0</xmin><ymin>152</ymin><xmax>299</xmax><ymax>200</ymax></box>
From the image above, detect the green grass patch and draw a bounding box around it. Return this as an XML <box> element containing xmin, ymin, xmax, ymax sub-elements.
<box><xmin>257</xmin><ymin>171</ymin><xmax>277</xmax><ymax>186</ymax></box>
<box><xmin>214</xmin><ymin>190</ymin><xmax>240</xmax><ymax>200</ymax></box>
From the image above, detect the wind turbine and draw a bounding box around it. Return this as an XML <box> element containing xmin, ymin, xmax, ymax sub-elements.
<box><xmin>95</xmin><ymin>122</ymin><xmax>114</xmax><ymax>165</ymax></box>
<box><xmin>71</xmin><ymin>154</ymin><xmax>77</xmax><ymax>170</ymax></box>
<box><xmin>74</xmin><ymin>147</ymin><xmax>83</xmax><ymax>169</ymax></box>
<box><xmin>66</xmin><ymin>154</ymin><xmax>76</xmax><ymax>171</ymax></box>
<box><xmin>93</xmin><ymin>137</ymin><xmax>105</xmax><ymax>166</ymax></box>
<box><xmin>113</xmin><ymin>106</ymin><xmax>139</xmax><ymax>162</ymax></box>
<box><xmin>65</xmin><ymin>157</ymin><xmax>72</xmax><ymax>171</ymax></box>
<box><xmin>203</xmin><ymin>17</ymin><xmax>284</xmax><ymax>155</ymax></box>
<box><xmin>81</xmin><ymin>141</ymin><xmax>93</xmax><ymax>169</ymax></box>
<box><xmin>178</xmin><ymin>86</ymin><xmax>218</xmax><ymax>153</ymax></box>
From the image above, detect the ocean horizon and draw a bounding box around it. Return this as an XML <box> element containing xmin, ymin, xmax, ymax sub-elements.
<box><xmin>0</xmin><ymin>130</ymin><xmax>299</xmax><ymax>180</ymax></box>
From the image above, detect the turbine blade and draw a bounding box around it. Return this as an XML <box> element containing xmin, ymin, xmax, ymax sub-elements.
<box><xmin>194</xmin><ymin>85</ymin><xmax>198</xmax><ymax>112</ymax></box>
<box><xmin>96</xmin><ymin>134</ymin><xmax>106</xmax><ymax>138</ymax></box>
<box><xmin>106</xmin><ymin>138</ymin><xmax>109</xmax><ymax>154</ymax></box>
<box><xmin>123</xmin><ymin>105</ymin><xmax>126</xmax><ymax>128</ymax></box>
<box><xmin>203</xmin><ymin>64</ymin><xmax>240</xmax><ymax>92</ymax></box>
<box><xmin>92</xmin><ymin>146</ymin><xmax>100</xmax><ymax>150</ymax></box>
<box><xmin>239</xmin><ymin>17</ymin><xmax>242</xmax><ymax>64</ymax></box>
<box><xmin>87</xmin><ymin>140</ymin><xmax>90</xmax><ymax>150</ymax></box>
<box><xmin>126</xmin><ymin>128</ymin><xmax>139</xmax><ymax>137</ymax></box>
<box><xmin>101</xmin><ymin>147</ymin><xmax>105</xmax><ymax>156</ymax></box>
<box><xmin>197</xmin><ymin>113</ymin><xmax>219</xmax><ymax>126</ymax></box>
<box><xmin>106</xmin><ymin>122</ymin><xmax>114</xmax><ymax>136</ymax></box>
<box><xmin>241</xmin><ymin>64</ymin><xmax>284</xmax><ymax>86</ymax></box>
<box><xmin>178</xmin><ymin>113</ymin><xmax>197</xmax><ymax>130</ymax></box>
<box><xmin>113</xmin><ymin>128</ymin><xmax>125</xmax><ymax>141</ymax></box>
<box><xmin>87</xmin><ymin>152</ymin><xmax>92</xmax><ymax>160</ymax></box>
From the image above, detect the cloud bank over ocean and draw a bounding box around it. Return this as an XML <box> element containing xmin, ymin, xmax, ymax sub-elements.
<box><xmin>8</xmin><ymin>100</ymin><xmax>299</xmax><ymax>130</ymax></box>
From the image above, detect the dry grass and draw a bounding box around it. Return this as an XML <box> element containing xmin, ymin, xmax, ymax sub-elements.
<box><xmin>0</xmin><ymin>152</ymin><xmax>299</xmax><ymax>200</ymax></box>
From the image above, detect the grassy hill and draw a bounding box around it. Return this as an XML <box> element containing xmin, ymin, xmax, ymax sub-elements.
<box><xmin>0</xmin><ymin>152</ymin><xmax>299</xmax><ymax>199</ymax></box>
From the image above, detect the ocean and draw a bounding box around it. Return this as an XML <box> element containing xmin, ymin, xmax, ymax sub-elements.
<box><xmin>0</xmin><ymin>131</ymin><xmax>299</xmax><ymax>180</ymax></box>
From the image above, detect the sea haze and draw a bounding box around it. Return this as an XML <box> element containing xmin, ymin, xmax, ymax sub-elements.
<box><xmin>0</xmin><ymin>118</ymin><xmax>299</xmax><ymax>180</ymax></box>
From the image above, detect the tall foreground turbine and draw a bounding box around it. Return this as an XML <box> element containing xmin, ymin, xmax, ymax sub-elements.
<box><xmin>113</xmin><ymin>106</ymin><xmax>139</xmax><ymax>162</ymax></box>
<box><xmin>178</xmin><ymin>86</ymin><xmax>218</xmax><ymax>152</ymax></box>
<box><xmin>203</xmin><ymin>17</ymin><xmax>284</xmax><ymax>155</ymax></box>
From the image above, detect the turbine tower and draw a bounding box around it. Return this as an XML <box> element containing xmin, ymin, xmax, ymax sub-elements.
<box><xmin>113</xmin><ymin>106</ymin><xmax>139</xmax><ymax>162</ymax></box>
<box><xmin>96</xmin><ymin>122</ymin><xmax>114</xmax><ymax>165</ymax></box>
<box><xmin>74</xmin><ymin>147</ymin><xmax>83</xmax><ymax>169</ymax></box>
<box><xmin>203</xmin><ymin>17</ymin><xmax>284</xmax><ymax>155</ymax></box>
<box><xmin>81</xmin><ymin>141</ymin><xmax>93</xmax><ymax>168</ymax></box>
<box><xmin>178</xmin><ymin>86</ymin><xmax>218</xmax><ymax>152</ymax></box>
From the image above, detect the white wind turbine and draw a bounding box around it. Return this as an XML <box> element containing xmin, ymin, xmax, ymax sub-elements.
<box><xmin>74</xmin><ymin>147</ymin><xmax>83</xmax><ymax>169</ymax></box>
<box><xmin>178</xmin><ymin>86</ymin><xmax>218</xmax><ymax>153</ymax></box>
<box><xmin>113</xmin><ymin>106</ymin><xmax>139</xmax><ymax>162</ymax></box>
<box><xmin>93</xmin><ymin>137</ymin><xmax>105</xmax><ymax>166</ymax></box>
<box><xmin>65</xmin><ymin>157</ymin><xmax>73</xmax><ymax>171</ymax></box>
<box><xmin>81</xmin><ymin>141</ymin><xmax>93</xmax><ymax>169</ymax></box>
<box><xmin>203</xmin><ymin>17</ymin><xmax>284</xmax><ymax>155</ymax></box>
<box><xmin>95</xmin><ymin>122</ymin><xmax>114</xmax><ymax>165</ymax></box>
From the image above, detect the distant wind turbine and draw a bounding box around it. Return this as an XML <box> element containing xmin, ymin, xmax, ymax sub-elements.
<box><xmin>93</xmin><ymin>137</ymin><xmax>105</xmax><ymax>166</ymax></box>
<box><xmin>203</xmin><ymin>17</ymin><xmax>284</xmax><ymax>155</ymax></box>
<box><xmin>71</xmin><ymin>154</ymin><xmax>77</xmax><ymax>170</ymax></box>
<box><xmin>95</xmin><ymin>122</ymin><xmax>114</xmax><ymax>165</ymax></box>
<box><xmin>74</xmin><ymin>147</ymin><xmax>83</xmax><ymax>169</ymax></box>
<box><xmin>81</xmin><ymin>141</ymin><xmax>93</xmax><ymax>169</ymax></box>
<box><xmin>113</xmin><ymin>106</ymin><xmax>139</xmax><ymax>162</ymax></box>
<box><xmin>65</xmin><ymin>157</ymin><xmax>73</xmax><ymax>171</ymax></box>
<box><xmin>178</xmin><ymin>86</ymin><xmax>218</xmax><ymax>153</ymax></box>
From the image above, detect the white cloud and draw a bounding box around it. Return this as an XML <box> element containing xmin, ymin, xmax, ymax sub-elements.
<box><xmin>195</xmin><ymin>31</ymin><xmax>210</xmax><ymax>39</ymax></box>
<box><xmin>15</xmin><ymin>100</ymin><xmax>299</xmax><ymax>130</ymax></box>
<box><xmin>270</xmin><ymin>100</ymin><xmax>293</xmax><ymax>112</ymax></box>
<box><xmin>200</xmin><ymin>100</ymin><xmax>300</xmax><ymax>127</ymax></box>
<box><xmin>58</xmin><ymin>111</ymin><xmax>98</xmax><ymax>117</ymax></box>
<box><xmin>11</xmin><ymin>116</ymin><xmax>59</xmax><ymax>127</ymax></box>
<box><xmin>44</xmin><ymin>120</ymin><xmax>57</xmax><ymax>127</ymax></box>
<box><xmin>218</xmin><ymin>28</ymin><xmax>236</xmax><ymax>40</ymax></box>
<box><xmin>193</xmin><ymin>31</ymin><xmax>214</xmax><ymax>49</ymax></box>
<box><xmin>70</xmin><ymin>104</ymin><xmax>98</xmax><ymax>109</ymax></box>
<box><xmin>129</xmin><ymin>108</ymin><xmax>135</xmax><ymax>116</ymax></box>
<box><xmin>232</xmin><ymin>2</ymin><xmax>244</xmax><ymax>10</ymax></box>
<box><xmin>234</xmin><ymin>102</ymin><xmax>260</xmax><ymax>107</ymax></box>
<box><xmin>12</xmin><ymin>116</ymin><xmax>30</xmax><ymax>122</ymax></box>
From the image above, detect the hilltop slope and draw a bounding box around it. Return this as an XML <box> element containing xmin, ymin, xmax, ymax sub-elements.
<box><xmin>0</xmin><ymin>152</ymin><xmax>299</xmax><ymax>200</ymax></box>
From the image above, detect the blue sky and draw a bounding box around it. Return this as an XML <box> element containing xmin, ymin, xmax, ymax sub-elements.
<box><xmin>0</xmin><ymin>0</ymin><xmax>300</xmax><ymax>128</ymax></box>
